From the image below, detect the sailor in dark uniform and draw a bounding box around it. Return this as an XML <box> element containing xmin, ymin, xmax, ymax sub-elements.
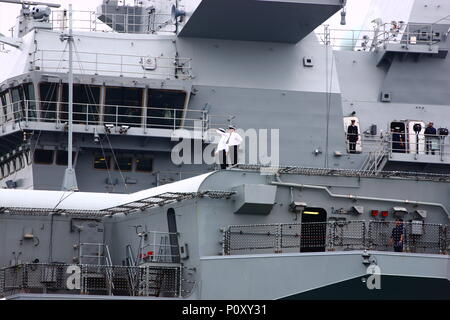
<box><xmin>215</xmin><ymin>128</ymin><xmax>228</xmax><ymax>169</ymax></box>
<box><xmin>347</xmin><ymin>120</ymin><xmax>359</xmax><ymax>153</ymax></box>
<box><xmin>424</xmin><ymin>122</ymin><xmax>437</xmax><ymax>155</ymax></box>
<box><xmin>392</xmin><ymin>127</ymin><xmax>406</xmax><ymax>153</ymax></box>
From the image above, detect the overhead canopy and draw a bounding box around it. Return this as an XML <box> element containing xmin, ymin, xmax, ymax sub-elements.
<box><xmin>0</xmin><ymin>172</ymin><xmax>214</xmax><ymax>211</ymax></box>
<box><xmin>178</xmin><ymin>0</ymin><xmax>343</xmax><ymax>43</ymax></box>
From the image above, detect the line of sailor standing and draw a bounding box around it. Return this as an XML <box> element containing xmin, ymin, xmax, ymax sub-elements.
<box><xmin>215</xmin><ymin>125</ymin><xmax>243</xmax><ymax>169</ymax></box>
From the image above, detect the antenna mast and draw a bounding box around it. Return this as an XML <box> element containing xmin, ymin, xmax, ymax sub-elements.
<box><xmin>61</xmin><ymin>3</ymin><xmax>78</xmax><ymax>191</ymax></box>
<box><xmin>0</xmin><ymin>0</ymin><xmax>61</xmax><ymax>8</ymax></box>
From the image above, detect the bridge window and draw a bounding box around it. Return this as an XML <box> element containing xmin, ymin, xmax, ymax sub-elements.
<box><xmin>114</xmin><ymin>156</ymin><xmax>133</xmax><ymax>171</ymax></box>
<box><xmin>39</xmin><ymin>83</ymin><xmax>59</xmax><ymax>121</ymax></box>
<box><xmin>15</xmin><ymin>156</ymin><xmax>23</xmax><ymax>170</ymax></box>
<box><xmin>61</xmin><ymin>84</ymin><xmax>100</xmax><ymax>125</ymax></box>
<box><xmin>147</xmin><ymin>90</ymin><xmax>186</xmax><ymax>129</ymax></box>
<box><xmin>104</xmin><ymin>87</ymin><xmax>143</xmax><ymax>127</ymax></box>
<box><xmin>10</xmin><ymin>159</ymin><xmax>16</xmax><ymax>172</ymax></box>
<box><xmin>25</xmin><ymin>151</ymin><xmax>31</xmax><ymax>165</ymax></box>
<box><xmin>55</xmin><ymin>151</ymin><xmax>77</xmax><ymax>166</ymax></box>
<box><xmin>94</xmin><ymin>155</ymin><xmax>111</xmax><ymax>170</ymax></box>
<box><xmin>34</xmin><ymin>149</ymin><xmax>54</xmax><ymax>164</ymax></box>
<box><xmin>4</xmin><ymin>162</ymin><xmax>10</xmax><ymax>176</ymax></box>
<box><xmin>135</xmin><ymin>157</ymin><xmax>153</xmax><ymax>172</ymax></box>
<box><xmin>0</xmin><ymin>91</ymin><xmax>9</xmax><ymax>122</ymax></box>
<box><xmin>10</xmin><ymin>86</ymin><xmax>25</xmax><ymax>122</ymax></box>
<box><xmin>23</xmin><ymin>83</ymin><xmax>37</xmax><ymax>120</ymax></box>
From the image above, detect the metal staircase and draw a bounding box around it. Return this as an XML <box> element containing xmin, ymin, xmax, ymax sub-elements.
<box><xmin>78</xmin><ymin>242</ymin><xmax>115</xmax><ymax>295</ymax></box>
<box><xmin>360</xmin><ymin>143</ymin><xmax>388</xmax><ymax>174</ymax></box>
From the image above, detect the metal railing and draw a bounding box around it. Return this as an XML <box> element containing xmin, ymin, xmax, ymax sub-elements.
<box><xmin>136</xmin><ymin>231</ymin><xmax>180</xmax><ymax>265</ymax></box>
<box><xmin>345</xmin><ymin>132</ymin><xmax>450</xmax><ymax>159</ymax></box>
<box><xmin>368</xmin><ymin>221</ymin><xmax>445</xmax><ymax>254</ymax></box>
<box><xmin>222</xmin><ymin>220</ymin><xmax>367</xmax><ymax>255</ymax></box>
<box><xmin>49</xmin><ymin>9</ymin><xmax>176</xmax><ymax>34</ymax></box>
<box><xmin>0</xmin><ymin>263</ymin><xmax>181</xmax><ymax>298</ymax></box>
<box><xmin>78</xmin><ymin>242</ymin><xmax>112</xmax><ymax>265</ymax></box>
<box><xmin>0</xmin><ymin>100</ymin><xmax>225</xmax><ymax>132</ymax></box>
<box><xmin>387</xmin><ymin>132</ymin><xmax>450</xmax><ymax>156</ymax></box>
<box><xmin>359</xmin><ymin>139</ymin><xmax>388</xmax><ymax>173</ymax></box>
<box><xmin>32</xmin><ymin>49</ymin><xmax>192</xmax><ymax>80</ymax></box>
<box><xmin>317</xmin><ymin>22</ymin><xmax>445</xmax><ymax>51</ymax></box>
<box><xmin>222</xmin><ymin>220</ymin><xmax>447</xmax><ymax>255</ymax></box>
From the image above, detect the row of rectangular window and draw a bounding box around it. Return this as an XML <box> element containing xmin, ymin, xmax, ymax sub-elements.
<box><xmin>33</xmin><ymin>149</ymin><xmax>153</xmax><ymax>173</ymax></box>
<box><xmin>93</xmin><ymin>155</ymin><xmax>153</xmax><ymax>172</ymax></box>
<box><xmin>0</xmin><ymin>83</ymin><xmax>187</xmax><ymax>128</ymax></box>
<box><xmin>0</xmin><ymin>152</ymin><xmax>30</xmax><ymax>180</ymax></box>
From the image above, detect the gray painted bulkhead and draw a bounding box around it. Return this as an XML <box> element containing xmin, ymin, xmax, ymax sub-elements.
<box><xmin>2</xmin><ymin>169</ymin><xmax>448</xmax><ymax>299</ymax></box>
<box><xmin>1</xmin><ymin>0</ymin><xmax>450</xmax><ymax>300</ymax></box>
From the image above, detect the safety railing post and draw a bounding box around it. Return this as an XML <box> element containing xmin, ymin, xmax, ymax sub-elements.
<box><xmin>153</xmin><ymin>232</ymin><xmax>157</xmax><ymax>262</ymax></box>
<box><xmin>115</xmin><ymin>105</ymin><xmax>118</xmax><ymax>128</ymax></box>
<box><xmin>25</xmin><ymin>100</ymin><xmax>29</xmax><ymax>126</ymax></box>
<box><xmin>173</xmin><ymin>109</ymin><xmax>176</xmax><ymax>130</ymax></box>
<box><xmin>120</xmin><ymin>55</ymin><xmax>123</xmax><ymax>76</ymax></box>
<box><xmin>95</xmin><ymin>53</ymin><xmax>98</xmax><ymax>75</ymax></box>
<box><xmin>86</xmin><ymin>104</ymin><xmax>89</xmax><ymax>126</ymax></box>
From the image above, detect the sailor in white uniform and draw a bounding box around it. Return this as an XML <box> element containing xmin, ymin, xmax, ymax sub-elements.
<box><xmin>226</xmin><ymin>125</ymin><xmax>243</xmax><ymax>167</ymax></box>
<box><xmin>215</xmin><ymin>128</ymin><xmax>228</xmax><ymax>169</ymax></box>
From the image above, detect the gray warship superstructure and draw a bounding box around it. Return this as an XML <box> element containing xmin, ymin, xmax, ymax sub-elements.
<box><xmin>0</xmin><ymin>0</ymin><xmax>449</xmax><ymax>300</ymax></box>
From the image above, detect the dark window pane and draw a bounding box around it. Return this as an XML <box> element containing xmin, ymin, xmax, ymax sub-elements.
<box><xmin>61</xmin><ymin>84</ymin><xmax>100</xmax><ymax>124</ymax></box>
<box><xmin>23</xmin><ymin>83</ymin><xmax>37</xmax><ymax>120</ymax></box>
<box><xmin>10</xmin><ymin>87</ymin><xmax>24</xmax><ymax>121</ymax></box>
<box><xmin>16</xmin><ymin>156</ymin><xmax>23</xmax><ymax>169</ymax></box>
<box><xmin>135</xmin><ymin>157</ymin><xmax>153</xmax><ymax>172</ymax></box>
<box><xmin>0</xmin><ymin>91</ymin><xmax>9</xmax><ymax>122</ymax></box>
<box><xmin>94</xmin><ymin>155</ymin><xmax>111</xmax><ymax>169</ymax></box>
<box><xmin>114</xmin><ymin>156</ymin><xmax>133</xmax><ymax>171</ymax></box>
<box><xmin>104</xmin><ymin>87</ymin><xmax>143</xmax><ymax>127</ymax></box>
<box><xmin>56</xmin><ymin>151</ymin><xmax>77</xmax><ymax>166</ymax></box>
<box><xmin>34</xmin><ymin>149</ymin><xmax>54</xmax><ymax>164</ymax></box>
<box><xmin>39</xmin><ymin>83</ymin><xmax>59</xmax><ymax>120</ymax></box>
<box><xmin>147</xmin><ymin>90</ymin><xmax>186</xmax><ymax>129</ymax></box>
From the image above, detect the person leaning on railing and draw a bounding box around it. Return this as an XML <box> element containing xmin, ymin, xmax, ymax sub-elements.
<box><xmin>424</xmin><ymin>122</ymin><xmax>437</xmax><ymax>155</ymax></box>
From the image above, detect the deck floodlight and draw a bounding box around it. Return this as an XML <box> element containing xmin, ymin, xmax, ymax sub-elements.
<box><xmin>351</xmin><ymin>206</ymin><xmax>364</xmax><ymax>215</ymax></box>
<box><xmin>414</xmin><ymin>209</ymin><xmax>427</xmax><ymax>219</ymax></box>
<box><xmin>119</xmin><ymin>125</ymin><xmax>130</xmax><ymax>134</ymax></box>
<box><xmin>289</xmin><ymin>201</ymin><xmax>307</xmax><ymax>213</ymax></box>
<box><xmin>104</xmin><ymin>123</ymin><xmax>114</xmax><ymax>134</ymax></box>
<box><xmin>392</xmin><ymin>207</ymin><xmax>408</xmax><ymax>217</ymax></box>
